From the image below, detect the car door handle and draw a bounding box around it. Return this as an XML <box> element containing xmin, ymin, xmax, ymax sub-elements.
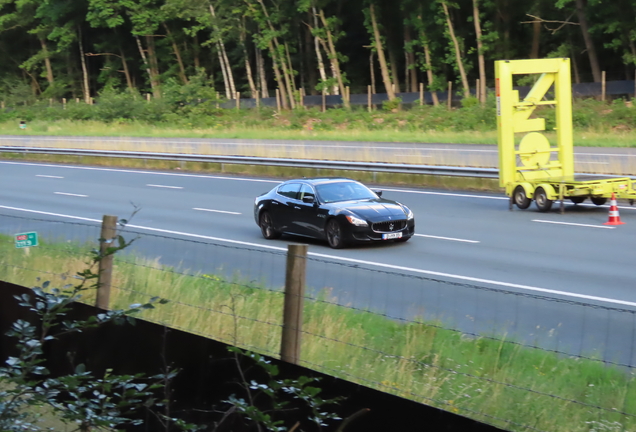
<box><xmin>272</xmin><ymin>201</ymin><xmax>279</xmax><ymax>205</ymax></box>
<box><xmin>294</xmin><ymin>206</ymin><xmax>301</xmax><ymax>210</ymax></box>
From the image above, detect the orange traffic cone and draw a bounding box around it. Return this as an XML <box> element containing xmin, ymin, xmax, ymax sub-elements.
<box><xmin>604</xmin><ymin>193</ymin><xmax>625</xmax><ymax>225</ymax></box>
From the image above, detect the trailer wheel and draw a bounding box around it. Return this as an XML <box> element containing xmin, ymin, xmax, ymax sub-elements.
<box><xmin>513</xmin><ymin>186</ymin><xmax>531</xmax><ymax>209</ymax></box>
<box><xmin>591</xmin><ymin>197</ymin><xmax>607</xmax><ymax>206</ymax></box>
<box><xmin>570</xmin><ymin>196</ymin><xmax>586</xmax><ymax>204</ymax></box>
<box><xmin>534</xmin><ymin>187</ymin><xmax>553</xmax><ymax>212</ymax></box>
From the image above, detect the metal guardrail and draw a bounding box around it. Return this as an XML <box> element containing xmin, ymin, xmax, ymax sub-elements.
<box><xmin>0</xmin><ymin>146</ymin><xmax>499</xmax><ymax>178</ymax></box>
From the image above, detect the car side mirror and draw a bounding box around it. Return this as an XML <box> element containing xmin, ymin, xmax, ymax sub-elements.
<box><xmin>373</xmin><ymin>189</ymin><xmax>383</xmax><ymax>197</ymax></box>
<box><xmin>302</xmin><ymin>196</ymin><xmax>315</xmax><ymax>204</ymax></box>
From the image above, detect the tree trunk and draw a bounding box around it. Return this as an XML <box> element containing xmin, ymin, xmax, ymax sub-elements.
<box><xmin>318</xmin><ymin>9</ymin><xmax>348</xmax><ymax>107</ymax></box>
<box><xmin>472</xmin><ymin>0</ymin><xmax>486</xmax><ymax>104</ymax></box>
<box><xmin>210</xmin><ymin>5</ymin><xmax>236</xmax><ymax>97</ymax></box>
<box><xmin>284</xmin><ymin>41</ymin><xmax>298</xmax><ymax>107</ymax></box>
<box><xmin>193</xmin><ymin>34</ymin><xmax>200</xmax><ymax>69</ymax></box>
<box><xmin>217</xmin><ymin>43</ymin><xmax>231</xmax><ymax>99</ymax></box>
<box><xmin>441</xmin><ymin>2</ymin><xmax>470</xmax><ymax>99</ymax></box>
<box><xmin>240</xmin><ymin>25</ymin><xmax>258</xmax><ymax>98</ymax></box>
<box><xmin>369</xmin><ymin>3</ymin><xmax>395</xmax><ymax>101</ymax></box>
<box><xmin>422</xmin><ymin>35</ymin><xmax>439</xmax><ymax>106</ymax></box>
<box><xmin>256</xmin><ymin>45</ymin><xmax>269</xmax><ymax>98</ymax></box>
<box><xmin>370</xmin><ymin>52</ymin><xmax>376</xmax><ymax>94</ymax></box>
<box><xmin>39</xmin><ymin>38</ymin><xmax>54</xmax><ymax>84</ymax></box>
<box><xmin>404</xmin><ymin>26</ymin><xmax>417</xmax><ymax>93</ymax></box>
<box><xmin>530</xmin><ymin>21</ymin><xmax>541</xmax><ymax>59</ymax></box>
<box><xmin>145</xmin><ymin>36</ymin><xmax>161</xmax><ymax>98</ymax></box>
<box><xmin>389</xmin><ymin>49</ymin><xmax>401</xmax><ymax>93</ymax></box>
<box><xmin>575</xmin><ymin>0</ymin><xmax>602</xmax><ymax>82</ymax></box>
<box><xmin>119</xmin><ymin>47</ymin><xmax>134</xmax><ymax>92</ymax></box>
<box><xmin>135</xmin><ymin>36</ymin><xmax>159</xmax><ymax>97</ymax></box>
<box><xmin>268</xmin><ymin>40</ymin><xmax>289</xmax><ymax>109</ymax></box>
<box><xmin>77</xmin><ymin>27</ymin><xmax>90</xmax><ymax>104</ymax></box>
<box><xmin>164</xmin><ymin>24</ymin><xmax>188</xmax><ymax>85</ymax></box>
<box><xmin>312</xmin><ymin>7</ymin><xmax>329</xmax><ymax>95</ymax></box>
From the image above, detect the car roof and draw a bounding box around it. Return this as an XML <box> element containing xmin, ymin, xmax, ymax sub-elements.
<box><xmin>284</xmin><ymin>177</ymin><xmax>356</xmax><ymax>186</ymax></box>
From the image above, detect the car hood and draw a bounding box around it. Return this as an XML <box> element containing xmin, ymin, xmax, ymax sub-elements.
<box><xmin>333</xmin><ymin>199</ymin><xmax>408</xmax><ymax>222</ymax></box>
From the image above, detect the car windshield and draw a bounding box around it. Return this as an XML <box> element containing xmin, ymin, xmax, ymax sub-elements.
<box><xmin>315</xmin><ymin>181</ymin><xmax>378</xmax><ymax>203</ymax></box>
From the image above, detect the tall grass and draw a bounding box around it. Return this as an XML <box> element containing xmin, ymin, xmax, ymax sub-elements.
<box><xmin>1</xmin><ymin>234</ymin><xmax>636</xmax><ymax>432</ymax></box>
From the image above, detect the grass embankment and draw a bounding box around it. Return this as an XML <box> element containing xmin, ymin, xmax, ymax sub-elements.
<box><xmin>2</xmin><ymin>235</ymin><xmax>635</xmax><ymax>432</ymax></box>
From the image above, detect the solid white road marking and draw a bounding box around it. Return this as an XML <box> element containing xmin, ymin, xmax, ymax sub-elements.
<box><xmin>532</xmin><ymin>219</ymin><xmax>616</xmax><ymax>229</ymax></box>
<box><xmin>54</xmin><ymin>192</ymin><xmax>88</xmax><ymax>197</ymax></box>
<box><xmin>1</xmin><ymin>204</ymin><xmax>635</xmax><ymax>309</ymax></box>
<box><xmin>194</xmin><ymin>208</ymin><xmax>241</xmax><ymax>215</ymax></box>
<box><xmin>383</xmin><ymin>188</ymin><xmax>509</xmax><ymax>200</ymax></box>
<box><xmin>415</xmin><ymin>234</ymin><xmax>479</xmax><ymax>243</ymax></box>
<box><xmin>36</xmin><ymin>175</ymin><xmax>64</xmax><ymax>179</ymax></box>
<box><xmin>147</xmin><ymin>184</ymin><xmax>183</xmax><ymax>189</ymax></box>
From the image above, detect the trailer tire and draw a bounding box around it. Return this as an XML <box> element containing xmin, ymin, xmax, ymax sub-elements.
<box><xmin>513</xmin><ymin>186</ymin><xmax>532</xmax><ymax>209</ymax></box>
<box><xmin>570</xmin><ymin>196</ymin><xmax>586</xmax><ymax>204</ymax></box>
<box><xmin>535</xmin><ymin>187</ymin><xmax>553</xmax><ymax>212</ymax></box>
<box><xmin>591</xmin><ymin>197</ymin><xmax>607</xmax><ymax>206</ymax></box>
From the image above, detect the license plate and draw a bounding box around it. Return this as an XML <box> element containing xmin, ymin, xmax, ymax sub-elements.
<box><xmin>382</xmin><ymin>232</ymin><xmax>402</xmax><ymax>240</ymax></box>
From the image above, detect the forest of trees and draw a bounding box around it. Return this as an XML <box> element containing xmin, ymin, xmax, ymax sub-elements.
<box><xmin>1</xmin><ymin>0</ymin><xmax>635</xmax><ymax>108</ymax></box>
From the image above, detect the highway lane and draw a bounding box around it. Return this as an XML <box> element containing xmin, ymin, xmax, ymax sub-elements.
<box><xmin>1</xmin><ymin>160</ymin><xmax>636</xmax><ymax>365</ymax></box>
<box><xmin>2</xmin><ymin>135</ymin><xmax>636</xmax><ymax>175</ymax></box>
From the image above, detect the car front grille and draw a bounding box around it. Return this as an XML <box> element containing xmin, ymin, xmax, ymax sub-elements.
<box><xmin>372</xmin><ymin>219</ymin><xmax>407</xmax><ymax>233</ymax></box>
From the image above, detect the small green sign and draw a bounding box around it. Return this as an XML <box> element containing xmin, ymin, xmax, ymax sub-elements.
<box><xmin>15</xmin><ymin>232</ymin><xmax>38</xmax><ymax>248</ymax></box>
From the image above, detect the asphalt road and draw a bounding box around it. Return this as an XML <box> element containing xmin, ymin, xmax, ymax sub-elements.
<box><xmin>1</xmin><ymin>160</ymin><xmax>635</xmax><ymax>366</ymax></box>
<box><xmin>2</xmin><ymin>135</ymin><xmax>636</xmax><ymax>175</ymax></box>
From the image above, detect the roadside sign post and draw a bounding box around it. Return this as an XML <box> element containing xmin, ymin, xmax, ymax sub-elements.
<box><xmin>15</xmin><ymin>232</ymin><xmax>38</xmax><ymax>248</ymax></box>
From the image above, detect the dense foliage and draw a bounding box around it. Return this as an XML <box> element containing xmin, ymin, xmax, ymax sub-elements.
<box><xmin>0</xmin><ymin>0</ymin><xmax>635</xmax><ymax>107</ymax></box>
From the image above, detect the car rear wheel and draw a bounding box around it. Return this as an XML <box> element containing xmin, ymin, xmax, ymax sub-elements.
<box><xmin>259</xmin><ymin>211</ymin><xmax>281</xmax><ymax>239</ymax></box>
<box><xmin>326</xmin><ymin>219</ymin><xmax>345</xmax><ymax>249</ymax></box>
<box><xmin>591</xmin><ymin>197</ymin><xmax>607</xmax><ymax>206</ymax></box>
<box><xmin>534</xmin><ymin>187</ymin><xmax>553</xmax><ymax>212</ymax></box>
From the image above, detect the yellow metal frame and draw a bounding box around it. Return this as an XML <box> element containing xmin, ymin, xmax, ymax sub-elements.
<box><xmin>495</xmin><ymin>59</ymin><xmax>574</xmax><ymax>192</ymax></box>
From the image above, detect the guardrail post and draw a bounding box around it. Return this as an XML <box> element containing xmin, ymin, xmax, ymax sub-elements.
<box><xmin>96</xmin><ymin>215</ymin><xmax>117</xmax><ymax>310</ymax></box>
<box><xmin>280</xmin><ymin>244</ymin><xmax>308</xmax><ymax>365</ymax></box>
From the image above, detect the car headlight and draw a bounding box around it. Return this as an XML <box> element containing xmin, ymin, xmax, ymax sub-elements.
<box><xmin>345</xmin><ymin>215</ymin><xmax>368</xmax><ymax>226</ymax></box>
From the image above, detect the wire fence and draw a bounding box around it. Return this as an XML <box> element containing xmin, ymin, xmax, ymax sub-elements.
<box><xmin>1</xmin><ymin>212</ymin><xmax>635</xmax><ymax>432</ymax></box>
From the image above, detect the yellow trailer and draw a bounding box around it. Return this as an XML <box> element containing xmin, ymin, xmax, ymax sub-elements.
<box><xmin>495</xmin><ymin>58</ymin><xmax>636</xmax><ymax>211</ymax></box>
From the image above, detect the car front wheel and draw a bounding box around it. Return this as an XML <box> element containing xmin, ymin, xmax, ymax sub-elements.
<box><xmin>326</xmin><ymin>219</ymin><xmax>346</xmax><ymax>249</ymax></box>
<box><xmin>259</xmin><ymin>211</ymin><xmax>281</xmax><ymax>239</ymax></box>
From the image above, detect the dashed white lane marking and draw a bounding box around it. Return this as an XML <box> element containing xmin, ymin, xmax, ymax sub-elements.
<box><xmin>0</xmin><ymin>161</ymin><xmax>281</xmax><ymax>183</ymax></box>
<box><xmin>415</xmin><ymin>234</ymin><xmax>479</xmax><ymax>243</ymax></box>
<box><xmin>54</xmin><ymin>192</ymin><xmax>88</xmax><ymax>197</ymax></box>
<box><xmin>194</xmin><ymin>208</ymin><xmax>241</xmax><ymax>215</ymax></box>
<box><xmin>36</xmin><ymin>175</ymin><xmax>63</xmax><ymax>179</ymax></box>
<box><xmin>532</xmin><ymin>219</ymin><xmax>615</xmax><ymax>229</ymax></box>
<box><xmin>147</xmin><ymin>184</ymin><xmax>183</xmax><ymax>189</ymax></box>
<box><xmin>1</xmin><ymin>204</ymin><xmax>635</xmax><ymax>309</ymax></box>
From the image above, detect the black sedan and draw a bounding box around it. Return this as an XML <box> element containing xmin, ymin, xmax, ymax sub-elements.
<box><xmin>253</xmin><ymin>177</ymin><xmax>415</xmax><ymax>248</ymax></box>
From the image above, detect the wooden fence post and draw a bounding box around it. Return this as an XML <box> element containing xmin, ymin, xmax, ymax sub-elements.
<box><xmin>447</xmin><ymin>81</ymin><xmax>453</xmax><ymax>110</ymax></box>
<box><xmin>62</xmin><ymin>98</ymin><xmax>67</xmax><ymax>110</ymax></box>
<box><xmin>96</xmin><ymin>215</ymin><xmax>117</xmax><ymax>310</ymax></box>
<box><xmin>256</xmin><ymin>91</ymin><xmax>260</xmax><ymax>109</ymax></box>
<box><xmin>276</xmin><ymin>88</ymin><xmax>281</xmax><ymax>112</ymax></box>
<box><xmin>216</xmin><ymin>92</ymin><xmax>220</xmax><ymax>109</ymax></box>
<box><xmin>321</xmin><ymin>88</ymin><xmax>326</xmax><ymax>112</ymax></box>
<box><xmin>236</xmin><ymin>91</ymin><xmax>240</xmax><ymax>110</ymax></box>
<box><xmin>280</xmin><ymin>244</ymin><xmax>308</xmax><ymax>365</ymax></box>
<box><xmin>601</xmin><ymin>71</ymin><xmax>606</xmax><ymax>102</ymax></box>
<box><xmin>419</xmin><ymin>83</ymin><xmax>424</xmax><ymax>106</ymax></box>
<box><xmin>367</xmin><ymin>85</ymin><xmax>372</xmax><ymax>112</ymax></box>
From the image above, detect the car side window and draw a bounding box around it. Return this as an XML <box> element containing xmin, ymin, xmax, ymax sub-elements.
<box><xmin>277</xmin><ymin>183</ymin><xmax>301</xmax><ymax>199</ymax></box>
<box><xmin>299</xmin><ymin>184</ymin><xmax>316</xmax><ymax>201</ymax></box>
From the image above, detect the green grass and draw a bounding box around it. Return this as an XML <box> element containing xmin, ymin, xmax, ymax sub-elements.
<box><xmin>1</xmin><ymin>95</ymin><xmax>636</xmax><ymax>148</ymax></box>
<box><xmin>2</xmin><ymin>235</ymin><xmax>636</xmax><ymax>432</ymax></box>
